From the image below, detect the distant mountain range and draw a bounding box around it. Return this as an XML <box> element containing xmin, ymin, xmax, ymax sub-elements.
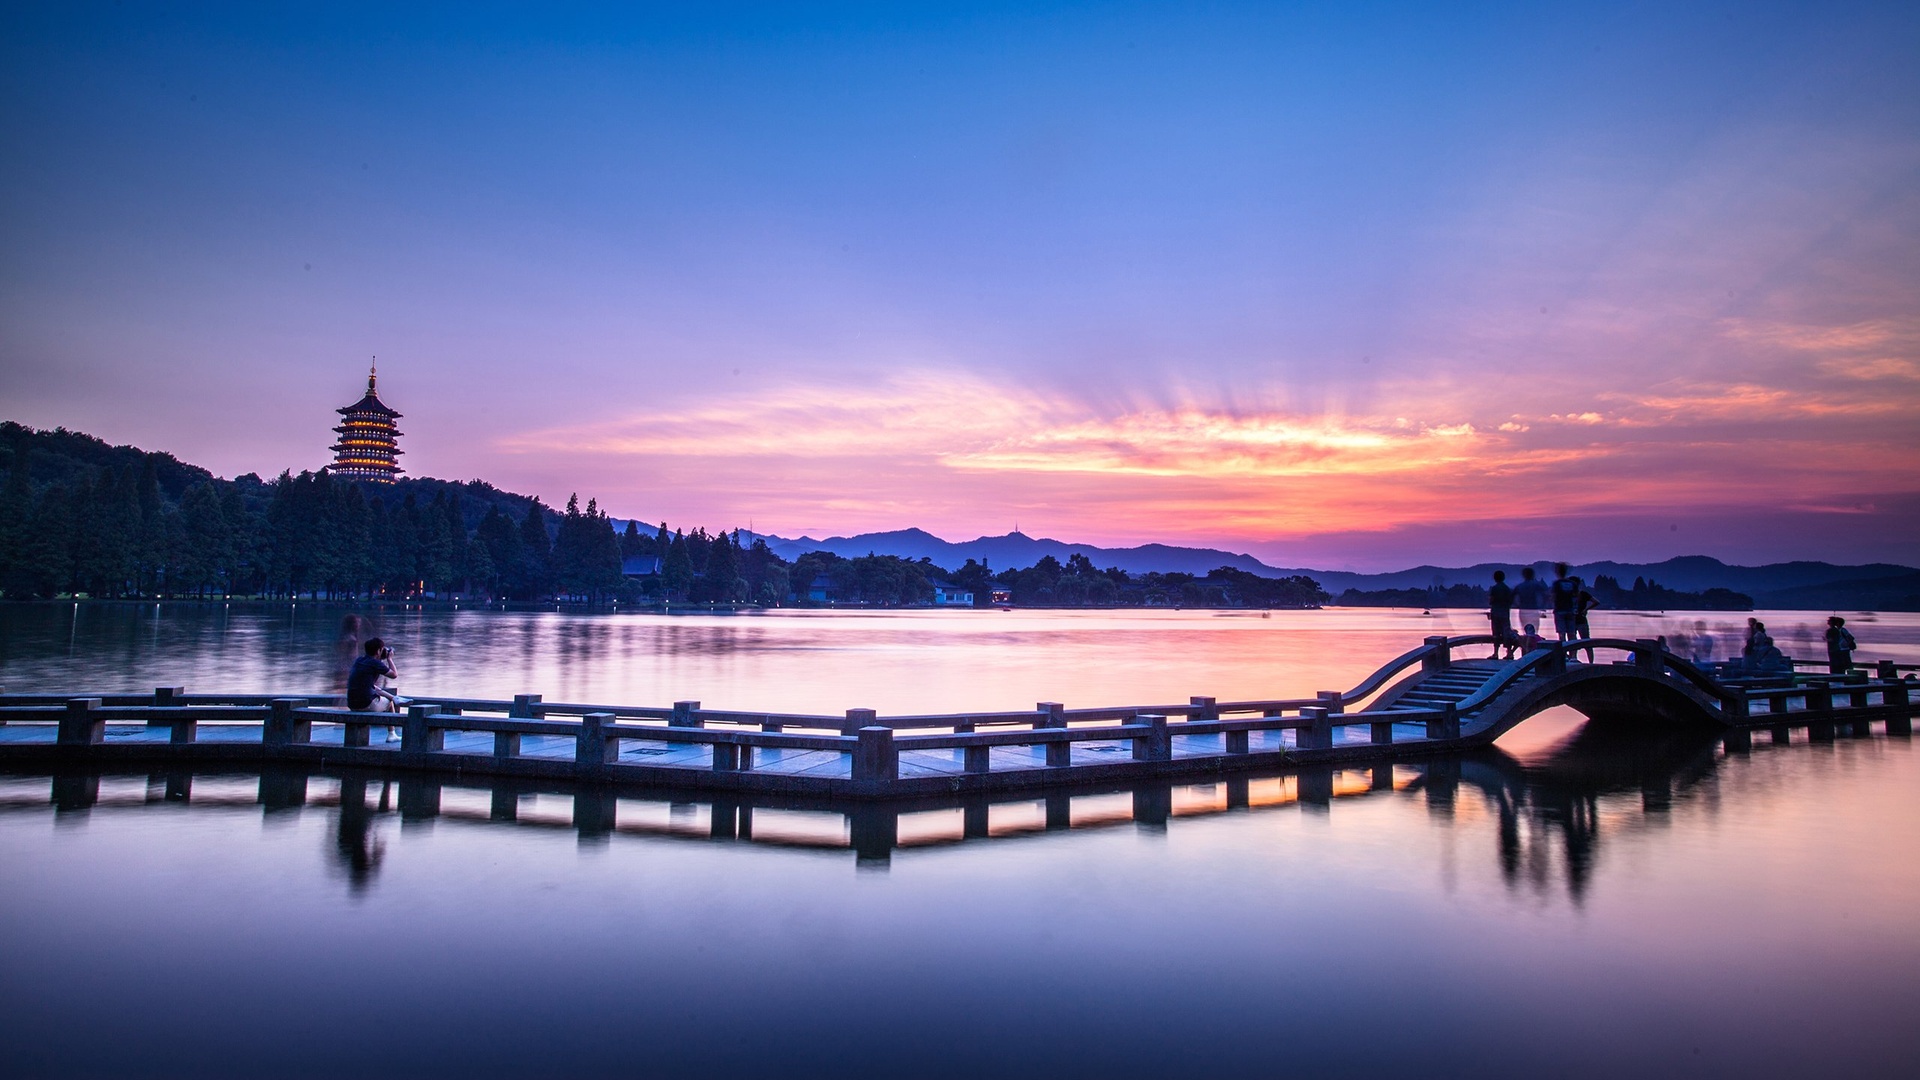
<box><xmin>760</xmin><ymin>529</ymin><xmax>1920</xmax><ymax>610</ymax></box>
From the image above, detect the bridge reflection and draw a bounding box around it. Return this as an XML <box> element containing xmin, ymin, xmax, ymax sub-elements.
<box><xmin>0</xmin><ymin>714</ymin><xmax>1875</xmax><ymax>900</ymax></box>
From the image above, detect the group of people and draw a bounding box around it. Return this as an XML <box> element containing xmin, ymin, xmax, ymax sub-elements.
<box><xmin>1486</xmin><ymin>563</ymin><xmax>1597</xmax><ymax>661</ymax></box>
<box><xmin>1482</xmin><ymin>565</ymin><xmax>1865</xmax><ymax>676</ymax></box>
<box><xmin>1736</xmin><ymin>615</ymin><xmax>1856</xmax><ymax>675</ymax></box>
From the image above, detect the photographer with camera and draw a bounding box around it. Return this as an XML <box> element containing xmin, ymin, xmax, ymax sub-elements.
<box><xmin>346</xmin><ymin>637</ymin><xmax>406</xmax><ymax>741</ymax></box>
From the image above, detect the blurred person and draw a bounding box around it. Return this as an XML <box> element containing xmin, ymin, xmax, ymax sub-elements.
<box><xmin>1550</xmin><ymin>563</ymin><xmax>1580</xmax><ymax>646</ymax></box>
<box><xmin>1487</xmin><ymin>570</ymin><xmax>1516</xmax><ymax>659</ymax></box>
<box><xmin>1825</xmin><ymin>616</ymin><xmax>1857</xmax><ymax>675</ymax></box>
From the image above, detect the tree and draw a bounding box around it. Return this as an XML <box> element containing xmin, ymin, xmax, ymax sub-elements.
<box><xmin>661</xmin><ymin>529</ymin><xmax>695</xmax><ymax>599</ymax></box>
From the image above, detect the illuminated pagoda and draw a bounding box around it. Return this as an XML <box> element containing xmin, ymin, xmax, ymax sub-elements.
<box><xmin>328</xmin><ymin>360</ymin><xmax>405</xmax><ymax>483</ymax></box>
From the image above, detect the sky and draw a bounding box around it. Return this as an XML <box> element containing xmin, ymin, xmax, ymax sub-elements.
<box><xmin>2</xmin><ymin>1</ymin><xmax>1918</xmax><ymax>571</ymax></box>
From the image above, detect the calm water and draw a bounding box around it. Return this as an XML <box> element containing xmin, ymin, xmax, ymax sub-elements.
<box><xmin>3</xmin><ymin>605</ymin><xmax>1919</xmax><ymax>1078</ymax></box>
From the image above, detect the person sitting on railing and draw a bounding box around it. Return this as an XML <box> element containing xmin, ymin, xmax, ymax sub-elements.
<box><xmin>347</xmin><ymin>638</ymin><xmax>406</xmax><ymax>742</ymax></box>
<box><xmin>1738</xmin><ymin>623</ymin><xmax>1791</xmax><ymax>675</ymax></box>
<box><xmin>1519</xmin><ymin>623</ymin><xmax>1545</xmax><ymax>653</ymax></box>
<box><xmin>1825</xmin><ymin>616</ymin><xmax>1857</xmax><ymax>675</ymax></box>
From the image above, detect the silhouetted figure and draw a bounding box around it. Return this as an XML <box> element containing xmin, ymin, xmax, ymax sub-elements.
<box><xmin>1520</xmin><ymin>622</ymin><xmax>1545</xmax><ymax>652</ymax></box>
<box><xmin>1825</xmin><ymin>616</ymin><xmax>1856</xmax><ymax>675</ymax></box>
<box><xmin>1742</xmin><ymin>617</ymin><xmax>1762</xmax><ymax>657</ymax></box>
<box><xmin>347</xmin><ymin>637</ymin><xmax>403</xmax><ymax>742</ymax></box>
<box><xmin>1742</xmin><ymin>621</ymin><xmax>1789</xmax><ymax>674</ymax></box>
<box><xmin>1572</xmin><ymin>577</ymin><xmax>1598</xmax><ymax>662</ymax></box>
<box><xmin>1688</xmin><ymin>620</ymin><xmax>1716</xmax><ymax>665</ymax></box>
<box><xmin>1514</xmin><ymin>566</ymin><xmax>1548</xmax><ymax>639</ymax></box>
<box><xmin>1549</xmin><ymin>562</ymin><xmax>1579</xmax><ymax>647</ymax></box>
<box><xmin>1488</xmin><ymin>570</ymin><xmax>1516</xmax><ymax>659</ymax></box>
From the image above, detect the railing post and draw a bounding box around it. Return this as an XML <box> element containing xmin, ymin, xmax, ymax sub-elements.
<box><xmin>1422</xmin><ymin>636</ymin><xmax>1451</xmax><ymax>672</ymax></box>
<box><xmin>963</xmin><ymin>744</ymin><xmax>991</xmax><ymax>773</ymax></box>
<box><xmin>1039</xmin><ymin>701</ymin><xmax>1069</xmax><ymax>766</ymax></box>
<box><xmin>1426</xmin><ymin>702</ymin><xmax>1461</xmax><ymax>741</ymax></box>
<box><xmin>59</xmin><ymin>698</ymin><xmax>104</xmax><ymax>745</ymax></box>
<box><xmin>494</xmin><ymin>729</ymin><xmax>521</xmax><ymax>758</ymax></box>
<box><xmin>1131</xmin><ymin>713</ymin><xmax>1171</xmax><ymax>761</ymax></box>
<box><xmin>402</xmin><ymin>703</ymin><xmax>443</xmax><ymax>754</ymax></box>
<box><xmin>148</xmin><ymin>686</ymin><xmax>186</xmax><ymax>728</ymax></box>
<box><xmin>853</xmin><ymin>727</ymin><xmax>898</xmax><ymax>782</ymax></box>
<box><xmin>1877</xmin><ymin>660</ymin><xmax>1898</xmax><ymax>682</ymax></box>
<box><xmin>1543</xmin><ymin>643</ymin><xmax>1567</xmax><ymax>677</ymax></box>
<box><xmin>672</xmin><ymin>700</ymin><xmax>704</xmax><ymax>728</ymax></box>
<box><xmin>509</xmin><ymin>694</ymin><xmax>542</xmax><ymax>719</ymax></box>
<box><xmin>1721</xmin><ymin>692</ymin><xmax>1750</xmax><ymax>722</ymax></box>
<box><xmin>711</xmin><ymin>739</ymin><xmax>742</xmax><ymax>772</ymax></box>
<box><xmin>576</xmin><ymin>712</ymin><xmax>619</xmax><ymax>767</ymax></box>
<box><xmin>1371</xmin><ymin>719</ymin><xmax>1396</xmax><ymax>745</ymax></box>
<box><xmin>1635</xmin><ymin>639</ymin><xmax>1664</xmax><ymax>673</ymax></box>
<box><xmin>842</xmin><ymin>708</ymin><xmax>876</xmax><ymax>736</ymax></box>
<box><xmin>264</xmin><ymin>698</ymin><xmax>310</xmax><ymax>748</ymax></box>
<box><xmin>169</xmin><ymin>712</ymin><xmax>197</xmax><ymax>745</ymax></box>
<box><xmin>1233</xmin><ymin>710</ymin><xmax>1269</xmax><ymax>755</ymax></box>
<box><xmin>1316</xmin><ymin>690</ymin><xmax>1344</xmax><ymax>715</ymax></box>
<box><xmin>1295</xmin><ymin>705</ymin><xmax>1332</xmax><ymax>751</ymax></box>
<box><xmin>1806</xmin><ymin>681</ymin><xmax>1833</xmax><ymax>714</ymax></box>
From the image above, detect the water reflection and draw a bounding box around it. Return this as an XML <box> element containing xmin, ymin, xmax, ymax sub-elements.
<box><xmin>0</xmin><ymin>713</ymin><xmax>1851</xmax><ymax>902</ymax></box>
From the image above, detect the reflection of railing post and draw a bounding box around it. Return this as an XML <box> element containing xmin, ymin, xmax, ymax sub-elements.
<box><xmin>848</xmin><ymin>805</ymin><xmax>897</xmax><ymax>865</ymax></box>
<box><xmin>1422</xmin><ymin>636</ymin><xmax>1451</xmax><ymax>672</ymax></box>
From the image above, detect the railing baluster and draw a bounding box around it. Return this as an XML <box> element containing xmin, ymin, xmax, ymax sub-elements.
<box><xmin>1040</xmin><ymin>702</ymin><xmax>1069</xmax><ymax>766</ymax></box>
<box><xmin>1132</xmin><ymin>714</ymin><xmax>1171</xmax><ymax>761</ymax></box>
<box><xmin>59</xmin><ymin>698</ymin><xmax>104</xmax><ymax>745</ymax></box>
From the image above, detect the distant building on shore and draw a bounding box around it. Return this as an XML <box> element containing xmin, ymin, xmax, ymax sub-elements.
<box><xmin>328</xmin><ymin>362</ymin><xmax>404</xmax><ymax>483</ymax></box>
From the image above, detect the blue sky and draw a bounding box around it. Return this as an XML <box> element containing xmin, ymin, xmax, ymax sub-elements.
<box><xmin>4</xmin><ymin>1</ymin><xmax>1918</xmax><ymax>568</ymax></box>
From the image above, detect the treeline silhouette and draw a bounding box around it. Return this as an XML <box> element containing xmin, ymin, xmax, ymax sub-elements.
<box><xmin>1334</xmin><ymin>574</ymin><xmax>1752</xmax><ymax>611</ymax></box>
<box><xmin>0</xmin><ymin>422</ymin><xmax>1329</xmax><ymax>608</ymax></box>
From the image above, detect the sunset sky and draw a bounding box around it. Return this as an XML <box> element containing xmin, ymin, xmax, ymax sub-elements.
<box><xmin>3</xmin><ymin>2</ymin><xmax>1918</xmax><ymax>570</ymax></box>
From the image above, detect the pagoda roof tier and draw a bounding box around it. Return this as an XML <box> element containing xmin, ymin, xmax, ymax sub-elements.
<box><xmin>336</xmin><ymin>393</ymin><xmax>401</xmax><ymax>418</ymax></box>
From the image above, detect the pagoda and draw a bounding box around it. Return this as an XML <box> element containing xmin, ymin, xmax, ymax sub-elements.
<box><xmin>328</xmin><ymin>361</ymin><xmax>405</xmax><ymax>483</ymax></box>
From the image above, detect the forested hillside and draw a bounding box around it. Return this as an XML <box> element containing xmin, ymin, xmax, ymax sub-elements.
<box><xmin>0</xmin><ymin>422</ymin><xmax>1328</xmax><ymax>608</ymax></box>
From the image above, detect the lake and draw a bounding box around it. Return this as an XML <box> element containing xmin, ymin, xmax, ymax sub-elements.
<box><xmin>3</xmin><ymin>604</ymin><xmax>1918</xmax><ymax>1078</ymax></box>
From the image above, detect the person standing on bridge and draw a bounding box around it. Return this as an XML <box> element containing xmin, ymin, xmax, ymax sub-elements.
<box><xmin>1825</xmin><ymin>616</ymin><xmax>1857</xmax><ymax>675</ymax></box>
<box><xmin>1572</xmin><ymin>578</ymin><xmax>1599</xmax><ymax>663</ymax></box>
<box><xmin>1550</xmin><ymin>563</ymin><xmax>1580</xmax><ymax>649</ymax></box>
<box><xmin>1487</xmin><ymin>570</ymin><xmax>1516</xmax><ymax>659</ymax></box>
<box><xmin>1514</xmin><ymin>566</ymin><xmax>1547</xmax><ymax>638</ymax></box>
